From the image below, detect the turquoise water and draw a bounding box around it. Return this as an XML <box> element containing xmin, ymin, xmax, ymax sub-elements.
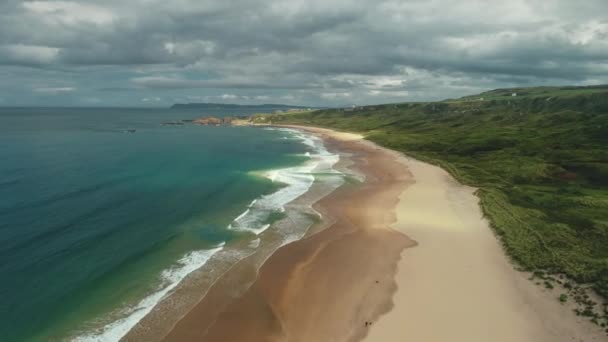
<box><xmin>0</xmin><ymin>108</ymin><xmax>312</xmax><ymax>341</ymax></box>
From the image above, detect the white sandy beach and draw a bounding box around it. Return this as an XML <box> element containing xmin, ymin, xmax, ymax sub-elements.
<box><xmin>365</xmin><ymin>152</ymin><xmax>606</xmax><ymax>342</ymax></box>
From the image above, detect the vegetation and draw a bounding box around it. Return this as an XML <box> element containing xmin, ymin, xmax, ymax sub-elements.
<box><xmin>254</xmin><ymin>85</ymin><xmax>608</xmax><ymax>320</ymax></box>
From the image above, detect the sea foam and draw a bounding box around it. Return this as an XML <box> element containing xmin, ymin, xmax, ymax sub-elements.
<box><xmin>74</xmin><ymin>128</ymin><xmax>339</xmax><ymax>341</ymax></box>
<box><xmin>229</xmin><ymin>128</ymin><xmax>339</xmax><ymax>235</ymax></box>
<box><xmin>74</xmin><ymin>245</ymin><xmax>223</xmax><ymax>342</ymax></box>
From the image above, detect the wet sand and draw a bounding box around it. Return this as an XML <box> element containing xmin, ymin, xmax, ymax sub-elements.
<box><xmin>161</xmin><ymin>126</ymin><xmax>606</xmax><ymax>342</ymax></box>
<box><xmin>162</xmin><ymin>127</ymin><xmax>415</xmax><ymax>341</ymax></box>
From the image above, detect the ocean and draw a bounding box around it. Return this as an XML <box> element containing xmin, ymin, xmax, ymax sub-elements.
<box><xmin>0</xmin><ymin>107</ymin><xmax>341</xmax><ymax>341</ymax></box>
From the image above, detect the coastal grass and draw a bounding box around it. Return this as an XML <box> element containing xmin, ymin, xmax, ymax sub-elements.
<box><xmin>253</xmin><ymin>85</ymin><xmax>608</xmax><ymax>323</ymax></box>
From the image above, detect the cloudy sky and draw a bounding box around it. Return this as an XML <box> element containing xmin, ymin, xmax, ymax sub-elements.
<box><xmin>0</xmin><ymin>0</ymin><xmax>607</xmax><ymax>107</ymax></box>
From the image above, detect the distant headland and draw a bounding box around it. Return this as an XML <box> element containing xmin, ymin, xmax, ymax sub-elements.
<box><xmin>170</xmin><ymin>102</ymin><xmax>316</xmax><ymax>111</ymax></box>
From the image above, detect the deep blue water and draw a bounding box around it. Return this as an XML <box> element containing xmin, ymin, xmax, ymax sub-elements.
<box><xmin>0</xmin><ymin>107</ymin><xmax>309</xmax><ymax>341</ymax></box>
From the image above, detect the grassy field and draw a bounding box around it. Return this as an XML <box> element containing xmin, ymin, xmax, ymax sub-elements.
<box><xmin>254</xmin><ymin>85</ymin><xmax>608</xmax><ymax>326</ymax></box>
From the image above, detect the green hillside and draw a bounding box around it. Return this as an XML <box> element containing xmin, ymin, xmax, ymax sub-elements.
<box><xmin>454</xmin><ymin>85</ymin><xmax>608</xmax><ymax>102</ymax></box>
<box><xmin>256</xmin><ymin>85</ymin><xmax>608</xmax><ymax>324</ymax></box>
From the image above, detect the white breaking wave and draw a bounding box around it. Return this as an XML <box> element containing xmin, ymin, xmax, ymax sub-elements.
<box><xmin>74</xmin><ymin>127</ymin><xmax>340</xmax><ymax>342</ymax></box>
<box><xmin>74</xmin><ymin>245</ymin><xmax>224</xmax><ymax>342</ymax></box>
<box><xmin>233</xmin><ymin>208</ymin><xmax>250</xmax><ymax>222</ymax></box>
<box><xmin>229</xmin><ymin>128</ymin><xmax>340</xmax><ymax>235</ymax></box>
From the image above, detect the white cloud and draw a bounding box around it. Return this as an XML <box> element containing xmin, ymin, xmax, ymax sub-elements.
<box><xmin>1</xmin><ymin>44</ymin><xmax>60</xmax><ymax>65</ymax></box>
<box><xmin>164</xmin><ymin>42</ymin><xmax>176</xmax><ymax>55</ymax></box>
<box><xmin>320</xmin><ymin>92</ymin><xmax>351</xmax><ymax>99</ymax></box>
<box><xmin>22</xmin><ymin>1</ymin><xmax>115</xmax><ymax>25</ymax></box>
<box><xmin>369</xmin><ymin>89</ymin><xmax>409</xmax><ymax>97</ymax></box>
<box><xmin>565</xmin><ymin>21</ymin><xmax>608</xmax><ymax>45</ymax></box>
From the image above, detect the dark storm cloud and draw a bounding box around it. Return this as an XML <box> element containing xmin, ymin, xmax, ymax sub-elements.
<box><xmin>0</xmin><ymin>0</ymin><xmax>607</xmax><ymax>106</ymax></box>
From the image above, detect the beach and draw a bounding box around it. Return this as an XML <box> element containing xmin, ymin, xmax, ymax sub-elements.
<box><xmin>158</xmin><ymin>126</ymin><xmax>605</xmax><ymax>342</ymax></box>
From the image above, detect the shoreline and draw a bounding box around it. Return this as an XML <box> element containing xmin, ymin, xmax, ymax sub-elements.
<box><xmin>161</xmin><ymin>126</ymin><xmax>416</xmax><ymax>341</ymax></box>
<box><xmin>152</xmin><ymin>125</ymin><xmax>604</xmax><ymax>341</ymax></box>
<box><xmin>120</xmin><ymin>127</ymin><xmax>343</xmax><ymax>341</ymax></box>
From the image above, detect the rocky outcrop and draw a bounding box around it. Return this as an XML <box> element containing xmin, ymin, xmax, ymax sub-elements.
<box><xmin>193</xmin><ymin>116</ymin><xmax>223</xmax><ymax>125</ymax></box>
<box><xmin>192</xmin><ymin>116</ymin><xmax>241</xmax><ymax>126</ymax></box>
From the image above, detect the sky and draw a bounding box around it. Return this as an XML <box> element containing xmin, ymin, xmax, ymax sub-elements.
<box><xmin>0</xmin><ymin>0</ymin><xmax>607</xmax><ymax>107</ymax></box>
